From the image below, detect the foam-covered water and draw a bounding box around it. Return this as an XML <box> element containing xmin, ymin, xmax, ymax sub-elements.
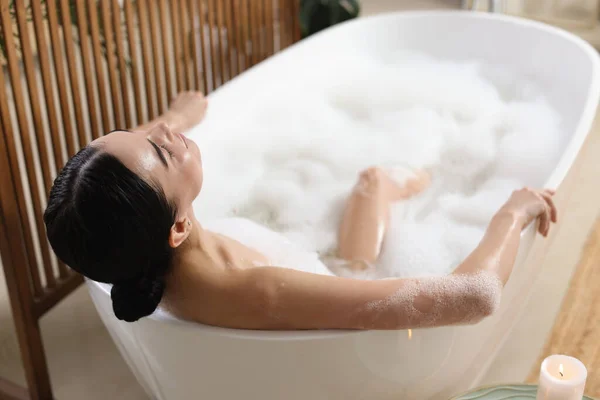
<box><xmin>190</xmin><ymin>51</ymin><xmax>563</xmax><ymax>279</ymax></box>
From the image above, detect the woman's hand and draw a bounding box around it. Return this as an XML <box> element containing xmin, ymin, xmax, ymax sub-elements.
<box><xmin>132</xmin><ymin>91</ymin><xmax>208</xmax><ymax>134</ymax></box>
<box><xmin>165</xmin><ymin>91</ymin><xmax>208</xmax><ymax>134</ymax></box>
<box><xmin>497</xmin><ymin>187</ymin><xmax>557</xmax><ymax>237</ymax></box>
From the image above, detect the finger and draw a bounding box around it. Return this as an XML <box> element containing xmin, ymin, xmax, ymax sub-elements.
<box><xmin>535</xmin><ymin>201</ymin><xmax>547</xmax><ymax>235</ymax></box>
<box><xmin>541</xmin><ymin>207</ymin><xmax>550</xmax><ymax>236</ymax></box>
<box><xmin>540</xmin><ymin>191</ymin><xmax>557</xmax><ymax>223</ymax></box>
<box><xmin>543</xmin><ymin>196</ymin><xmax>552</xmax><ymax>235</ymax></box>
<box><xmin>543</xmin><ymin>198</ymin><xmax>552</xmax><ymax>236</ymax></box>
<box><xmin>545</xmin><ymin>188</ymin><xmax>556</xmax><ymax>196</ymax></box>
<box><xmin>534</xmin><ymin>193</ymin><xmax>550</xmax><ymax>236</ymax></box>
<box><xmin>537</xmin><ymin>211</ymin><xmax>547</xmax><ymax>236</ymax></box>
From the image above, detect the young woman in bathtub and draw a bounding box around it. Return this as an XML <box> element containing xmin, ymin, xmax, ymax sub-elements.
<box><xmin>44</xmin><ymin>91</ymin><xmax>557</xmax><ymax>330</ymax></box>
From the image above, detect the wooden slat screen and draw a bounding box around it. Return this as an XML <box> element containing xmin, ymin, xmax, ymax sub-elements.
<box><xmin>0</xmin><ymin>1</ymin><xmax>300</xmax><ymax>398</ymax></box>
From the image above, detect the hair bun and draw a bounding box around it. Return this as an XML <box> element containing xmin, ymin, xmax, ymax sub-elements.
<box><xmin>111</xmin><ymin>276</ymin><xmax>165</xmax><ymax>322</ymax></box>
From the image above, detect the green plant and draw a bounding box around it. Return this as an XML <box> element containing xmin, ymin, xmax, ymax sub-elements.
<box><xmin>299</xmin><ymin>0</ymin><xmax>360</xmax><ymax>38</ymax></box>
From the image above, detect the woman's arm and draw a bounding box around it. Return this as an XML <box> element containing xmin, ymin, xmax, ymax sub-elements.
<box><xmin>453</xmin><ymin>187</ymin><xmax>556</xmax><ymax>285</ymax></box>
<box><xmin>212</xmin><ymin>265</ymin><xmax>501</xmax><ymax>330</ymax></box>
<box><xmin>131</xmin><ymin>91</ymin><xmax>207</xmax><ymax>134</ymax></box>
<box><xmin>188</xmin><ymin>187</ymin><xmax>555</xmax><ymax>331</ymax></box>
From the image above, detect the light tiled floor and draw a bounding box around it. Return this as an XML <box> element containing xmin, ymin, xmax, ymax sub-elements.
<box><xmin>1</xmin><ymin>2</ymin><xmax>600</xmax><ymax>399</ymax></box>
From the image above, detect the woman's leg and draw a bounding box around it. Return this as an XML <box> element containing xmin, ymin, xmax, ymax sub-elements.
<box><xmin>132</xmin><ymin>91</ymin><xmax>208</xmax><ymax>133</ymax></box>
<box><xmin>336</xmin><ymin>167</ymin><xmax>430</xmax><ymax>271</ymax></box>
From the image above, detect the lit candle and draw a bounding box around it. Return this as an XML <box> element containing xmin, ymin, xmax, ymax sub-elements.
<box><xmin>536</xmin><ymin>354</ymin><xmax>587</xmax><ymax>400</ymax></box>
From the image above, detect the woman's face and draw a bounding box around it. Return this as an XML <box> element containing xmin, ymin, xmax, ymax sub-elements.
<box><xmin>93</xmin><ymin>123</ymin><xmax>203</xmax><ymax>216</ymax></box>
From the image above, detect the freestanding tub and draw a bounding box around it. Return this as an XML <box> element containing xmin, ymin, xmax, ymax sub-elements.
<box><xmin>86</xmin><ymin>10</ymin><xmax>600</xmax><ymax>400</ymax></box>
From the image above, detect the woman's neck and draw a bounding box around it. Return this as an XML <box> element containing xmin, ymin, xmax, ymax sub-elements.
<box><xmin>172</xmin><ymin>218</ymin><xmax>270</xmax><ymax>272</ymax></box>
<box><xmin>175</xmin><ymin>218</ymin><xmax>208</xmax><ymax>255</ymax></box>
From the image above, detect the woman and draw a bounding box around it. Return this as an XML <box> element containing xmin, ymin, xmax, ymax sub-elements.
<box><xmin>44</xmin><ymin>91</ymin><xmax>557</xmax><ymax>330</ymax></box>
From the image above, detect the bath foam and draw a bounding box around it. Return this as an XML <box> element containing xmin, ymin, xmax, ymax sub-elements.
<box><xmin>357</xmin><ymin>270</ymin><xmax>503</xmax><ymax>329</ymax></box>
<box><xmin>375</xmin><ymin>209</ymin><xmax>487</xmax><ymax>279</ymax></box>
<box><xmin>190</xmin><ymin>50</ymin><xmax>563</xmax><ymax>279</ymax></box>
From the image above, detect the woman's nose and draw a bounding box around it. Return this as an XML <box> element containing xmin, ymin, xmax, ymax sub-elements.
<box><xmin>148</xmin><ymin>122</ymin><xmax>174</xmax><ymax>143</ymax></box>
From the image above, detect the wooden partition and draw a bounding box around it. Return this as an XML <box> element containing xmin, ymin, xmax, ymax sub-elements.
<box><xmin>0</xmin><ymin>1</ymin><xmax>300</xmax><ymax>398</ymax></box>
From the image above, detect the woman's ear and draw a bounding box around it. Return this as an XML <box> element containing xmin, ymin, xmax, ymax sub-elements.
<box><xmin>169</xmin><ymin>217</ymin><xmax>192</xmax><ymax>248</ymax></box>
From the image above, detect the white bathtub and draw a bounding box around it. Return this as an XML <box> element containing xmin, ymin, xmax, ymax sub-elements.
<box><xmin>86</xmin><ymin>11</ymin><xmax>600</xmax><ymax>400</ymax></box>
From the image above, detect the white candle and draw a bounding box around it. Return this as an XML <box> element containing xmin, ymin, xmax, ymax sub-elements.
<box><xmin>536</xmin><ymin>354</ymin><xmax>587</xmax><ymax>400</ymax></box>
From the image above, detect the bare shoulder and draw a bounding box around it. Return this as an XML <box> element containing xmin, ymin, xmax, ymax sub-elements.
<box><xmin>160</xmin><ymin>251</ymin><xmax>232</xmax><ymax>323</ymax></box>
<box><xmin>162</xmin><ymin>258</ymin><xmax>387</xmax><ymax>330</ymax></box>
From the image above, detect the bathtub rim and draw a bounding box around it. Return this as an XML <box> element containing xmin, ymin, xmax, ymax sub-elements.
<box><xmin>87</xmin><ymin>9</ymin><xmax>600</xmax><ymax>341</ymax></box>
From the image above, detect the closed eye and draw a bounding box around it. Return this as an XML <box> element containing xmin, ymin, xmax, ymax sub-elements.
<box><xmin>147</xmin><ymin>139</ymin><xmax>169</xmax><ymax>168</ymax></box>
<box><xmin>158</xmin><ymin>144</ymin><xmax>175</xmax><ymax>158</ymax></box>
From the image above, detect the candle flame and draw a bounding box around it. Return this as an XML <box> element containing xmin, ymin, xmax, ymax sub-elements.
<box><xmin>559</xmin><ymin>363</ymin><xmax>564</xmax><ymax>377</ymax></box>
<box><xmin>408</xmin><ymin>329</ymin><xmax>412</xmax><ymax>340</ymax></box>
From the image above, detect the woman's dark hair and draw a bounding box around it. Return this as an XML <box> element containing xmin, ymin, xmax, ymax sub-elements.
<box><xmin>44</xmin><ymin>145</ymin><xmax>177</xmax><ymax>322</ymax></box>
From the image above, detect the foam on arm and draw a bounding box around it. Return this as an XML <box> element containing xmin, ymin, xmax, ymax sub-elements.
<box><xmin>214</xmin><ymin>266</ymin><xmax>502</xmax><ymax>330</ymax></box>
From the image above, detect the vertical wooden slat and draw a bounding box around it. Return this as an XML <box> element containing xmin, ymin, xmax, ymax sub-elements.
<box><xmin>100</xmin><ymin>0</ymin><xmax>125</xmax><ymax>128</ymax></box>
<box><xmin>124</xmin><ymin>0</ymin><xmax>144</xmax><ymax>125</ymax></box>
<box><xmin>206</xmin><ymin>0</ymin><xmax>219</xmax><ymax>90</ymax></box>
<box><xmin>286</xmin><ymin>0</ymin><xmax>294</xmax><ymax>45</ymax></box>
<box><xmin>250</xmin><ymin>0</ymin><xmax>260</xmax><ymax>65</ymax></box>
<box><xmin>242</xmin><ymin>0</ymin><xmax>252</xmax><ymax>69</ymax></box>
<box><xmin>188</xmin><ymin>0</ymin><xmax>203</xmax><ymax>91</ymax></box>
<box><xmin>215</xmin><ymin>0</ymin><xmax>229</xmax><ymax>82</ymax></box>
<box><xmin>14</xmin><ymin>2</ymin><xmax>53</xmax><ymax>194</ymax></box>
<box><xmin>46</xmin><ymin>0</ymin><xmax>78</xmax><ymax>157</ymax></box>
<box><xmin>279</xmin><ymin>0</ymin><xmax>289</xmax><ymax>50</ymax></box>
<box><xmin>88</xmin><ymin>0</ymin><xmax>112</xmax><ymax>131</ymax></box>
<box><xmin>234</xmin><ymin>0</ymin><xmax>245</xmax><ymax>72</ymax></box>
<box><xmin>256</xmin><ymin>0</ymin><xmax>265</xmax><ymax>61</ymax></box>
<box><xmin>196</xmin><ymin>0</ymin><xmax>210</xmax><ymax>92</ymax></box>
<box><xmin>1</xmin><ymin>3</ymin><xmax>50</xmax><ymax>293</ymax></box>
<box><xmin>0</xmin><ymin>179</ymin><xmax>52</xmax><ymax>399</ymax></box>
<box><xmin>265</xmin><ymin>0</ymin><xmax>275</xmax><ymax>56</ymax></box>
<box><xmin>73</xmin><ymin>0</ymin><xmax>102</xmax><ymax>141</ymax></box>
<box><xmin>112</xmin><ymin>0</ymin><xmax>133</xmax><ymax>128</ymax></box>
<box><xmin>179</xmin><ymin>0</ymin><xmax>194</xmax><ymax>90</ymax></box>
<box><xmin>170</xmin><ymin>0</ymin><xmax>185</xmax><ymax>93</ymax></box>
<box><xmin>224</xmin><ymin>0</ymin><xmax>237</xmax><ymax>78</ymax></box>
<box><xmin>293</xmin><ymin>0</ymin><xmax>301</xmax><ymax>42</ymax></box>
<box><xmin>159</xmin><ymin>0</ymin><xmax>176</xmax><ymax>101</ymax></box>
<box><xmin>0</xmin><ymin>190</ymin><xmax>53</xmax><ymax>400</ymax></box>
<box><xmin>276</xmin><ymin>0</ymin><xmax>283</xmax><ymax>50</ymax></box>
<box><xmin>14</xmin><ymin>0</ymin><xmax>57</xmax><ymax>288</ymax></box>
<box><xmin>137</xmin><ymin>0</ymin><xmax>157</xmax><ymax>120</ymax></box>
<box><xmin>61</xmin><ymin>0</ymin><xmax>89</xmax><ymax>146</ymax></box>
<box><xmin>147</xmin><ymin>2</ymin><xmax>167</xmax><ymax>112</ymax></box>
<box><xmin>30</xmin><ymin>0</ymin><xmax>70</xmax><ymax>279</ymax></box>
<box><xmin>0</xmin><ymin>6</ymin><xmax>42</xmax><ymax>297</ymax></box>
<box><xmin>279</xmin><ymin>0</ymin><xmax>290</xmax><ymax>49</ymax></box>
<box><xmin>30</xmin><ymin>1</ymin><xmax>65</xmax><ymax>171</ymax></box>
